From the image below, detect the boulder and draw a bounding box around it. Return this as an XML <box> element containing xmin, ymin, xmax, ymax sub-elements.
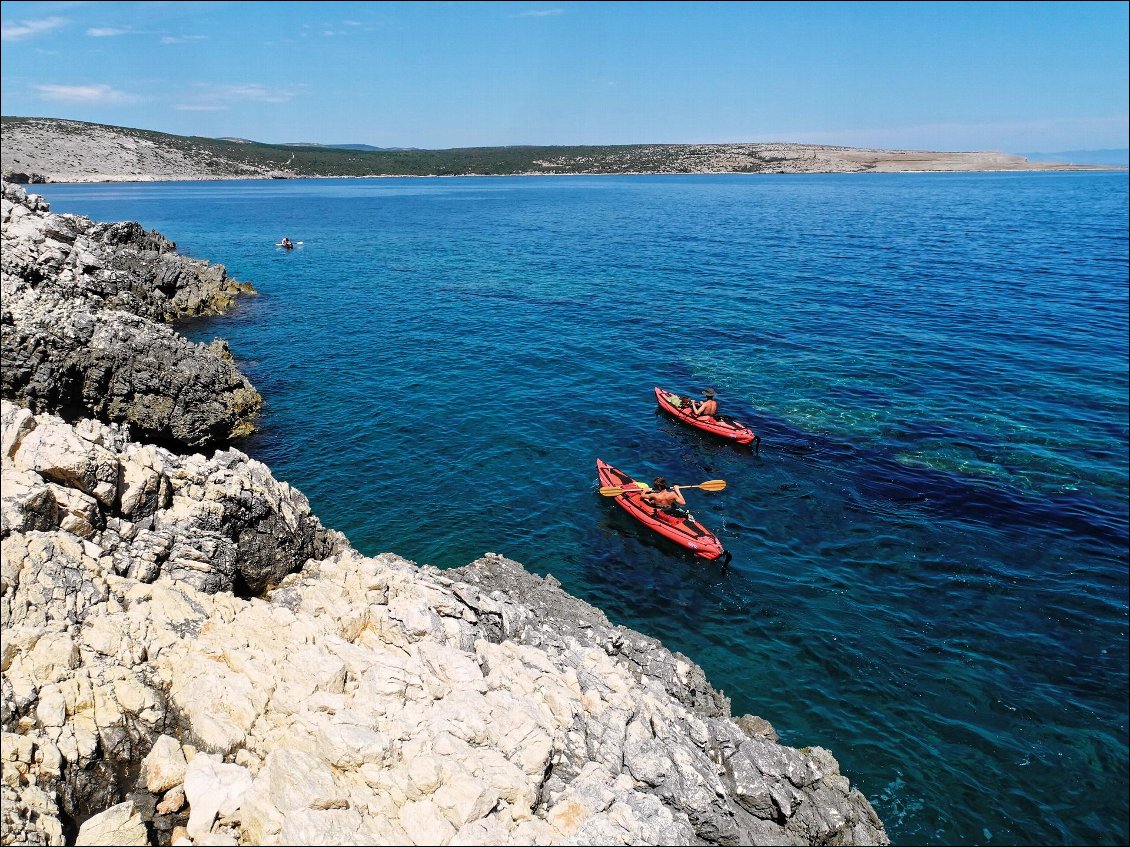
<box><xmin>74</xmin><ymin>800</ymin><xmax>148</xmax><ymax>846</ymax></box>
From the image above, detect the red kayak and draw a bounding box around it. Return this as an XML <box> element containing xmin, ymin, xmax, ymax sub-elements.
<box><xmin>654</xmin><ymin>387</ymin><xmax>757</xmax><ymax>445</ymax></box>
<box><xmin>596</xmin><ymin>459</ymin><xmax>727</xmax><ymax>561</ymax></box>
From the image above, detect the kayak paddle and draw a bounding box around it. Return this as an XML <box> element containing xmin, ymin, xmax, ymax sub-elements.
<box><xmin>598</xmin><ymin>480</ymin><xmax>727</xmax><ymax>497</ymax></box>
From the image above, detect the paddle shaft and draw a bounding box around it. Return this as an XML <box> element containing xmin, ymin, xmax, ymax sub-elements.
<box><xmin>599</xmin><ymin>480</ymin><xmax>726</xmax><ymax>496</ymax></box>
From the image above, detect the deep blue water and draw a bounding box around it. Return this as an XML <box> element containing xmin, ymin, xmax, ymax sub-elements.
<box><xmin>34</xmin><ymin>173</ymin><xmax>1128</xmax><ymax>846</ymax></box>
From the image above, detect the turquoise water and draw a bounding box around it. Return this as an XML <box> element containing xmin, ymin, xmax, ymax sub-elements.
<box><xmin>35</xmin><ymin>173</ymin><xmax>1128</xmax><ymax>845</ymax></box>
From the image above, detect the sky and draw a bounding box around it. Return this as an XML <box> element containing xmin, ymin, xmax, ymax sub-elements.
<box><xmin>1</xmin><ymin>1</ymin><xmax>1127</xmax><ymax>152</ymax></box>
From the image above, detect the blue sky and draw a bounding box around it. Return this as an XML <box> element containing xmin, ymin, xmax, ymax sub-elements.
<box><xmin>1</xmin><ymin>1</ymin><xmax>1127</xmax><ymax>152</ymax></box>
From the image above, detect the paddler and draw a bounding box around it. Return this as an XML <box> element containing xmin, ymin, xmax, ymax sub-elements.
<box><xmin>641</xmin><ymin>477</ymin><xmax>686</xmax><ymax>514</ymax></box>
<box><xmin>689</xmin><ymin>387</ymin><xmax>718</xmax><ymax>418</ymax></box>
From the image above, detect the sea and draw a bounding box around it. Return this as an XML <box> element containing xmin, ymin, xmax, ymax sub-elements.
<box><xmin>32</xmin><ymin>172</ymin><xmax>1128</xmax><ymax>846</ymax></box>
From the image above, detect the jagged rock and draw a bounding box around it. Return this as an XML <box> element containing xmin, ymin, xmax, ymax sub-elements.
<box><xmin>13</xmin><ymin>419</ymin><xmax>119</xmax><ymax>506</ymax></box>
<box><xmin>1</xmin><ymin>509</ymin><xmax>889</xmax><ymax>845</ymax></box>
<box><xmin>1</xmin><ymin>402</ymin><xmax>36</xmax><ymax>458</ymax></box>
<box><xmin>447</xmin><ymin>554</ymin><xmax>731</xmax><ymax>717</ymax></box>
<box><xmin>1</xmin><ymin>181</ymin><xmax>261</xmax><ymax>449</ymax></box>
<box><xmin>183</xmin><ymin>754</ymin><xmax>252</xmax><ymax>839</ymax></box>
<box><xmin>1</xmin><ymin>401</ymin><xmax>345</xmax><ymax>594</ymax></box>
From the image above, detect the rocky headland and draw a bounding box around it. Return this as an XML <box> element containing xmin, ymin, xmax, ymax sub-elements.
<box><xmin>0</xmin><ymin>181</ymin><xmax>890</xmax><ymax>846</ymax></box>
<box><xmin>1</xmin><ymin>183</ymin><xmax>261</xmax><ymax>449</ymax></box>
<box><xmin>1</xmin><ymin>116</ymin><xmax>1115</xmax><ymax>183</ymax></box>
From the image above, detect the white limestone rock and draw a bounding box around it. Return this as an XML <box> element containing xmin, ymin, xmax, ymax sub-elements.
<box><xmin>13</xmin><ymin>420</ymin><xmax>119</xmax><ymax>507</ymax></box>
<box><xmin>142</xmin><ymin>733</ymin><xmax>188</xmax><ymax>793</ymax></box>
<box><xmin>183</xmin><ymin>754</ymin><xmax>253</xmax><ymax>839</ymax></box>
<box><xmin>74</xmin><ymin>800</ymin><xmax>147</xmax><ymax>846</ymax></box>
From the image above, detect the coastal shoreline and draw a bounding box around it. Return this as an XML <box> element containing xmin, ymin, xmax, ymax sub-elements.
<box><xmin>0</xmin><ymin>180</ymin><xmax>891</xmax><ymax>845</ymax></box>
<box><xmin>2</xmin><ymin>116</ymin><xmax>1121</xmax><ymax>187</ymax></box>
<box><xmin>16</xmin><ymin>162</ymin><xmax>1127</xmax><ymax>187</ymax></box>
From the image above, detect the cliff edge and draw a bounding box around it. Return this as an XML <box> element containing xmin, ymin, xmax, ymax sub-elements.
<box><xmin>0</xmin><ymin>184</ymin><xmax>890</xmax><ymax>846</ymax></box>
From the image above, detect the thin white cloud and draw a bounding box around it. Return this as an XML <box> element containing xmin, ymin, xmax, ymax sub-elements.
<box><xmin>34</xmin><ymin>83</ymin><xmax>139</xmax><ymax>104</ymax></box>
<box><xmin>517</xmin><ymin>8</ymin><xmax>564</xmax><ymax>16</ymax></box>
<box><xmin>161</xmin><ymin>34</ymin><xmax>207</xmax><ymax>44</ymax></box>
<box><xmin>2</xmin><ymin>16</ymin><xmax>66</xmax><ymax>41</ymax></box>
<box><xmin>177</xmin><ymin>82</ymin><xmax>306</xmax><ymax>110</ymax></box>
<box><xmin>87</xmin><ymin>27</ymin><xmax>130</xmax><ymax>37</ymax></box>
<box><xmin>213</xmin><ymin>83</ymin><xmax>302</xmax><ymax>103</ymax></box>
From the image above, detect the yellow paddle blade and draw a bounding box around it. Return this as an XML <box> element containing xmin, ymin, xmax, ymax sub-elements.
<box><xmin>598</xmin><ymin>486</ymin><xmax>631</xmax><ymax>496</ymax></box>
<box><xmin>687</xmin><ymin>479</ymin><xmax>727</xmax><ymax>492</ymax></box>
<box><xmin>598</xmin><ymin>480</ymin><xmax>652</xmax><ymax>496</ymax></box>
<box><xmin>599</xmin><ymin>486</ymin><xmax>648</xmax><ymax>496</ymax></box>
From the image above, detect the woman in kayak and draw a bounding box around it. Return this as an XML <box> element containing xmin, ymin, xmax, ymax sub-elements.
<box><xmin>690</xmin><ymin>388</ymin><xmax>718</xmax><ymax>418</ymax></box>
<box><xmin>280</xmin><ymin>237</ymin><xmax>293</xmax><ymax>249</ymax></box>
<box><xmin>641</xmin><ymin>478</ymin><xmax>686</xmax><ymax>514</ymax></box>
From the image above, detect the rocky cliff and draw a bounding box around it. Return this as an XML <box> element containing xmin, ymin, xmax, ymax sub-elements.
<box><xmin>0</xmin><ymin>183</ymin><xmax>890</xmax><ymax>846</ymax></box>
<box><xmin>1</xmin><ymin>182</ymin><xmax>261</xmax><ymax>448</ymax></box>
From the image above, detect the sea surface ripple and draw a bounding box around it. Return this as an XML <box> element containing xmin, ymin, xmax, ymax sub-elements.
<box><xmin>35</xmin><ymin>172</ymin><xmax>1129</xmax><ymax>846</ymax></box>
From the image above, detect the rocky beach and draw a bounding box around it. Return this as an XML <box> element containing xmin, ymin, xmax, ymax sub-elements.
<box><xmin>0</xmin><ymin>180</ymin><xmax>890</xmax><ymax>845</ymax></box>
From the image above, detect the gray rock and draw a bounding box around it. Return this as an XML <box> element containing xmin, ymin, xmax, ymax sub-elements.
<box><xmin>448</xmin><ymin>554</ymin><xmax>890</xmax><ymax>846</ymax></box>
<box><xmin>2</xmin><ymin>402</ymin><xmax>347</xmax><ymax>595</ymax></box>
<box><xmin>448</xmin><ymin>553</ymin><xmax>731</xmax><ymax>718</ymax></box>
<box><xmin>1</xmin><ymin>181</ymin><xmax>261</xmax><ymax>450</ymax></box>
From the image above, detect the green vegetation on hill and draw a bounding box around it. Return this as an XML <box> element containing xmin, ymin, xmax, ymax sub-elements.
<box><xmin>10</xmin><ymin>116</ymin><xmax>1104</xmax><ymax>180</ymax></box>
<box><xmin>1</xmin><ymin>116</ymin><xmax>685</xmax><ymax>177</ymax></box>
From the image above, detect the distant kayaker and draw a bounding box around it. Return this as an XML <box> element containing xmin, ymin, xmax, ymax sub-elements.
<box><xmin>280</xmin><ymin>237</ymin><xmax>293</xmax><ymax>249</ymax></box>
<box><xmin>690</xmin><ymin>388</ymin><xmax>718</xmax><ymax>418</ymax></box>
<box><xmin>641</xmin><ymin>478</ymin><xmax>686</xmax><ymax>513</ymax></box>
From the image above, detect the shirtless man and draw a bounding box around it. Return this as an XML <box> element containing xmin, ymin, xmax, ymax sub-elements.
<box><xmin>641</xmin><ymin>477</ymin><xmax>686</xmax><ymax>512</ymax></box>
<box><xmin>690</xmin><ymin>387</ymin><xmax>718</xmax><ymax>418</ymax></box>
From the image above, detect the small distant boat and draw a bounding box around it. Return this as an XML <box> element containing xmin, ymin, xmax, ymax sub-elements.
<box><xmin>654</xmin><ymin>386</ymin><xmax>758</xmax><ymax>445</ymax></box>
<box><xmin>275</xmin><ymin>240</ymin><xmax>302</xmax><ymax>249</ymax></box>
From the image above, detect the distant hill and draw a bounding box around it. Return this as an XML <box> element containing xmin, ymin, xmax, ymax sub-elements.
<box><xmin>1020</xmin><ymin>149</ymin><xmax>1129</xmax><ymax>167</ymax></box>
<box><xmin>283</xmin><ymin>143</ymin><xmax>423</xmax><ymax>152</ymax></box>
<box><xmin>1</xmin><ymin>116</ymin><xmax>1119</xmax><ymax>184</ymax></box>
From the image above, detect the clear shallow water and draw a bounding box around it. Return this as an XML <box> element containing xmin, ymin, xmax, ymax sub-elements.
<box><xmin>35</xmin><ymin>173</ymin><xmax>1128</xmax><ymax>845</ymax></box>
